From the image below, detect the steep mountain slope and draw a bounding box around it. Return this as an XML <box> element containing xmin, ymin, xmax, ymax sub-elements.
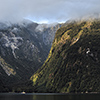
<box><xmin>0</xmin><ymin>21</ymin><xmax>61</xmax><ymax>92</ymax></box>
<box><xmin>31</xmin><ymin>19</ymin><xmax>100</xmax><ymax>93</ymax></box>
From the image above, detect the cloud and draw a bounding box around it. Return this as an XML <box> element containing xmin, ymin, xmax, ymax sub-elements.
<box><xmin>0</xmin><ymin>0</ymin><xmax>100</xmax><ymax>23</ymax></box>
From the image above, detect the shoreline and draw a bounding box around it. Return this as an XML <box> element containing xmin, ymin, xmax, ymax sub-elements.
<box><xmin>0</xmin><ymin>92</ymin><xmax>100</xmax><ymax>95</ymax></box>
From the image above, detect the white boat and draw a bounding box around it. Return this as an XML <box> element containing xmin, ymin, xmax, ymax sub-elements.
<box><xmin>21</xmin><ymin>91</ymin><xmax>26</xmax><ymax>94</ymax></box>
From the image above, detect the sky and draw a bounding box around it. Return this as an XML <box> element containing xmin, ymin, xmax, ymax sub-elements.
<box><xmin>0</xmin><ymin>0</ymin><xmax>100</xmax><ymax>23</ymax></box>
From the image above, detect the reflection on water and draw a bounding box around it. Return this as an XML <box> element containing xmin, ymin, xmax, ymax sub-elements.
<box><xmin>0</xmin><ymin>93</ymin><xmax>100</xmax><ymax>100</ymax></box>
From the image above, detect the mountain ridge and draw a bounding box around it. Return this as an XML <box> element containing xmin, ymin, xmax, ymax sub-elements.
<box><xmin>0</xmin><ymin>20</ymin><xmax>61</xmax><ymax>92</ymax></box>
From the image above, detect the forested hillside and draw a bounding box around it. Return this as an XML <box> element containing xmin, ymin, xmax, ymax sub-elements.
<box><xmin>31</xmin><ymin>19</ymin><xmax>100</xmax><ymax>93</ymax></box>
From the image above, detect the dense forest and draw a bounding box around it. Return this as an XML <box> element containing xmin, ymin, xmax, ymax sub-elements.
<box><xmin>31</xmin><ymin>19</ymin><xmax>100</xmax><ymax>93</ymax></box>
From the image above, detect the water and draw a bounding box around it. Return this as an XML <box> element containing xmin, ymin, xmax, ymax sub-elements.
<box><xmin>0</xmin><ymin>93</ymin><xmax>100</xmax><ymax>100</ymax></box>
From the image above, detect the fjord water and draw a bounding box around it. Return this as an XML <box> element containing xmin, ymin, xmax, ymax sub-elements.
<box><xmin>0</xmin><ymin>93</ymin><xmax>100</xmax><ymax>100</ymax></box>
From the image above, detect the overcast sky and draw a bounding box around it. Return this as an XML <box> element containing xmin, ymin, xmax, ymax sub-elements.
<box><xmin>0</xmin><ymin>0</ymin><xmax>100</xmax><ymax>23</ymax></box>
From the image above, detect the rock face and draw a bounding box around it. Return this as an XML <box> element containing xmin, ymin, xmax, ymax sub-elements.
<box><xmin>31</xmin><ymin>19</ymin><xmax>100</xmax><ymax>93</ymax></box>
<box><xmin>0</xmin><ymin>20</ymin><xmax>61</xmax><ymax>92</ymax></box>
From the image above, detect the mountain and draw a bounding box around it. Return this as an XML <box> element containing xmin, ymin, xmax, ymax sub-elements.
<box><xmin>31</xmin><ymin>19</ymin><xmax>100</xmax><ymax>93</ymax></box>
<box><xmin>0</xmin><ymin>20</ymin><xmax>61</xmax><ymax>92</ymax></box>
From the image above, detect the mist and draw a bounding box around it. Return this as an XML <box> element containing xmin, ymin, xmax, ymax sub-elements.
<box><xmin>0</xmin><ymin>0</ymin><xmax>100</xmax><ymax>23</ymax></box>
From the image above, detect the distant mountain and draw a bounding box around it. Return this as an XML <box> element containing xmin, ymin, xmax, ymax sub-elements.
<box><xmin>0</xmin><ymin>20</ymin><xmax>61</xmax><ymax>92</ymax></box>
<box><xmin>31</xmin><ymin>19</ymin><xmax>100</xmax><ymax>93</ymax></box>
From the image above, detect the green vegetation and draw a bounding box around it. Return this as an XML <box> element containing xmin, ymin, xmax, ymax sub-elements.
<box><xmin>31</xmin><ymin>20</ymin><xmax>100</xmax><ymax>93</ymax></box>
<box><xmin>0</xmin><ymin>56</ymin><xmax>16</xmax><ymax>76</ymax></box>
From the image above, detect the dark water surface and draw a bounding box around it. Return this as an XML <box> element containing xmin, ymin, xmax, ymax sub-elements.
<box><xmin>0</xmin><ymin>93</ymin><xmax>100</xmax><ymax>100</ymax></box>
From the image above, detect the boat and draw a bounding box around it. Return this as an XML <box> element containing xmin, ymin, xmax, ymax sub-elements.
<box><xmin>21</xmin><ymin>91</ymin><xmax>26</xmax><ymax>94</ymax></box>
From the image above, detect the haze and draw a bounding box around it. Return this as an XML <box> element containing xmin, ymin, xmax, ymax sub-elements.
<box><xmin>0</xmin><ymin>0</ymin><xmax>100</xmax><ymax>23</ymax></box>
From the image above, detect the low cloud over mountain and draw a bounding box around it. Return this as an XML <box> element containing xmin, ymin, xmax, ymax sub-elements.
<box><xmin>0</xmin><ymin>0</ymin><xmax>100</xmax><ymax>23</ymax></box>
